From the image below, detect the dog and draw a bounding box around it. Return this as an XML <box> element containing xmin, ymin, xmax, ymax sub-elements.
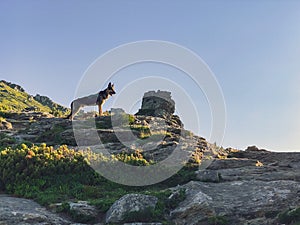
<box><xmin>66</xmin><ymin>82</ymin><xmax>116</xmax><ymax>120</ymax></box>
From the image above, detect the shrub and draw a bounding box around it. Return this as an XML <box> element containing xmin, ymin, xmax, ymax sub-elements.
<box><xmin>0</xmin><ymin>144</ymin><xmax>99</xmax><ymax>201</ymax></box>
<box><xmin>278</xmin><ymin>207</ymin><xmax>300</xmax><ymax>224</ymax></box>
<box><xmin>0</xmin><ymin>143</ymin><xmax>197</xmax><ymax>224</ymax></box>
<box><xmin>113</xmin><ymin>150</ymin><xmax>151</xmax><ymax>166</ymax></box>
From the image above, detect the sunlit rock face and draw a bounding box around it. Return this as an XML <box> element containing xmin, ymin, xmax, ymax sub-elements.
<box><xmin>136</xmin><ymin>90</ymin><xmax>175</xmax><ymax>118</ymax></box>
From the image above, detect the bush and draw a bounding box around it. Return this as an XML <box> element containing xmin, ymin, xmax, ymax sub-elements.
<box><xmin>0</xmin><ymin>144</ymin><xmax>99</xmax><ymax>201</ymax></box>
<box><xmin>113</xmin><ymin>150</ymin><xmax>152</xmax><ymax>166</ymax></box>
<box><xmin>0</xmin><ymin>143</ymin><xmax>196</xmax><ymax>224</ymax></box>
<box><xmin>278</xmin><ymin>207</ymin><xmax>300</xmax><ymax>224</ymax></box>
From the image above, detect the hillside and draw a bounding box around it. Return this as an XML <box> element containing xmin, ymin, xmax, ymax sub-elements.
<box><xmin>0</xmin><ymin>89</ymin><xmax>299</xmax><ymax>225</ymax></box>
<box><xmin>0</xmin><ymin>80</ymin><xmax>69</xmax><ymax>116</ymax></box>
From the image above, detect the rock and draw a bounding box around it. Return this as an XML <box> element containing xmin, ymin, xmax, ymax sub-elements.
<box><xmin>0</xmin><ymin>119</ymin><xmax>12</xmax><ymax>130</ymax></box>
<box><xmin>196</xmin><ymin>170</ymin><xmax>220</xmax><ymax>183</ymax></box>
<box><xmin>69</xmin><ymin>201</ymin><xmax>98</xmax><ymax>221</ymax></box>
<box><xmin>207</xmin><ymin>158</ymin><xmax>258</xmax><ymax>170</ymax></box>
<box><xmin>105</xmin><ymin>194</ymin><xmax>158</xmax><ymax>224</ymax></box>
<box><xmin>123</xmin><ymin>223</ymin><xmax>162</xmax><ymax>225</ymax></box>
<box><xmin>0</xmin><ymin>195</ymin><xmax>72</xmax><ymax>224</ymax></box>
<box><xmin>170</xmin><ymin>180</ymin><xmax>300</xmax><ymax>225</ymax></box>
<box><xmin>24</xmin><ymin>106</ymin><xmax>38</xmax><ymax>112</ymax></box>
<box><xmin>111</xmin><ymin>108</ymin><xmax>126</xmax><ymax>115</ymax></box>
<box><xmin>0</xmin><ymin>80</ymin><xmax>25</xmax><ymax>92</ymax></box>
<box><xmin>136</xmin><ymin>90</ymin><xmax>175</xmax><ymax>118</ymax></box>
<box><xmin>170</xmin><ymin>183</ymin><xmax>214</xmax><ymax>225</ymax></box>
<box><xmin>210</xmin><ymin>162</ymin><xmax>300</xmax><ymax>182</ymax></box>
<box><xmin>34</xmin><ymin>94</ymin><xmax>69</xmax><ymax>114</ymax></box>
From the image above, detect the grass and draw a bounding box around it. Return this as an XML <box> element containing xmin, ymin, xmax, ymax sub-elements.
<box><xmin>0</xmin><ymin>80</ymin><xmax>69</xmax><ymax>116</ymax></box>
<box><xmin>208</xmin><ymin>215</ymin><xmax>229</xmax><ymax>225</ymax></box>
<box><xmin>0</xmin><ymin>81</ymin><xmax>51</xmax><ymax>112</ymax></box>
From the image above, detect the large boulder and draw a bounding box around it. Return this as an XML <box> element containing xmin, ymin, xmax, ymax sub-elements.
<box><xmin>0</xmin><ymin>195</ymin><xmax>71</xmax><ymax>225</ymax></box>
<box><xmin>136</xmin><ymin>91</ymin><xmax>175</xmax><ymax>118</ymax></box>
<box><xmin>171</xmin><ymin>180</ymin><xmax>300</xmax><ymax>225</ymax></box>
<box><xmin>105</xmin><ymin>194</ymin><xmax>158</xmax><ymax>224</ymax></box>
<box><xmin>185</xmin><ymin>148</ymin><xmax>300</xmax><ymax>224</ymax></box>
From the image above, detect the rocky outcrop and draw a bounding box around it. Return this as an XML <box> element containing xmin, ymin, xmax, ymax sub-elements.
<box><xmin>3</xmin><ymin>105</ymin><xmax>216</xmax><ymax>165</ymax></box>
<box><xmin>0</xmin><ymin>80</ymin><xmax>25</xmax><ymax>92</ymax></box>
<box><xmin>169</xmin><ymin>147</ymin><xmax>300</xmax><ymax>225</ymax></box>
<box><xmin>0</xmin><ymin>195</ymin><xmax>72</xmax><ymax>225</ymax></box>
<box><xmin>136</xmin><ymin>91</ymin><xmax>175</xmax><ymax>118</ymax></box>
<box><xmin>0</xmin><ymin>118</ymin><xmax>12</xmax><ymax>130</ymax></box>
<box><xmin>1</xmin><ymin>87</ymin><xmax>300</xmax><ymax>225</ymax></box>
<box><xmin>106</xmin><ymin>194</ymin><xmax>158</xmax><ymax>224</ymax></box>
<box><xmin>171</xmin><ymin>180</ymin><xmax>300</xmax><ymax>225</ymax></box>
<box><xmin>0</xmin><ymin>146</ymin><xmax>298</xmax><ymax>225</ymax></box>
<box><xmin>34</xmin><ymin>94</ymin><xmax>69</xmax><ymax>115</ymax></box>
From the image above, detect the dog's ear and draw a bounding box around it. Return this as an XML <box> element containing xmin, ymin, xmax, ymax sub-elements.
<box><xmin>108</xmin><ymin>82</ymin><xmax>112</xmax><ymax>87</ymax></box>
<box><xmin>111</xmin><ymin>83</ymin><xmax>114</xmax><ymax>87</ymax></box>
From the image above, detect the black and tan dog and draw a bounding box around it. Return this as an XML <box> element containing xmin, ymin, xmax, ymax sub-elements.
<box><xmin>66</xmin><ymin>82</ymin><xmax>116</xmax><ymax>120</ymax></box>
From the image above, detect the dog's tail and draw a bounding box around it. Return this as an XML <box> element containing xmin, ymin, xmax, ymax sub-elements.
<box><xmin>65</xmin><ymin>102</ymin><xmax>73</xmax><ymax>120</ymax></box>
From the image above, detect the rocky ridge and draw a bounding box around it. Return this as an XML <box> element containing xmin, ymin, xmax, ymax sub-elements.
<box><xmin>0</xmin><ymin>89</ymin><xmax>299</xmax><ymax>224</ymax></box>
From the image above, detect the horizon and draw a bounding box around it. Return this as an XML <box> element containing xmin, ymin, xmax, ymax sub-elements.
<box><xmin>1</xmin><ymin>1</ymin><xmax>300</xmax><ymax>152</ymax></box>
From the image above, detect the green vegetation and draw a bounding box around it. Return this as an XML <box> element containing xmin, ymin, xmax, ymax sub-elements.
<box><xmin>0</xmin><ymin>81</ymin><xmax>50</xmax><ymax>112</ymax></box>
<box><xmin>0</xmin><ymin>133</ymin><xmax>16</xmax><ymax>149</ymax></box>
<box><xmin>34</xmin><ymin>123</ymin><xmax>73</xmax><ymax>145</ymax></box>
<box><xmin>0</xmin><ymin>80</ymin><xmax>69</xmax><ymax>117</ymax></box>
<box><xmin>123</xmin><ymin>207</ymin><xmax>161</xmax><ymax>223</ymax></box>
<box><xmin>94</xmin><ymin>112</ymin><xmax>135</xmax><ymax>129</ymax></box>
<box><xmin>208</xmin><ymin>215</ymin><xmax>229</xmax><ymax>225</ymax></box>
<box><xmin>0</xmin><ymin>143</ymin><xmax>192</xmax><ymax>223</ymax></box>
<box><xmin>278</xmin><ymin>207</ymin><xmax>300</xmax><ymax>225</ymax></box>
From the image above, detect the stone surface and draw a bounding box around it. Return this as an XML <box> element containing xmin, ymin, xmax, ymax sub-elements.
<box><xmin>0</xmin><ymin>195</ymin><xmax>72</xmax><ymax>225</ymax></box>
<box><xmin>123</xmin><ymin>223</ymin><xmax>162</xmax><ymax>225</ymax></box>
<box><xmin>105</xmin><ymin>194</ymin><xmax>158</xmax><ymax>224</ymax></box>
<box><xmin>0</xmin><ymin>119</ymin><xmax>12</xmax><ymax>130</ymax></box>
<box><xmin>169</xmin><ymin>147</ymin><xmax>300</xmax><ymax>225</ymax></box>
<box><xmin>196</xmin><ymin>170</ymin><xmax>220</xmax><ymax>183</ymax></box>
<box><xmin>171</xmin><ymin>180</ymin><xmax>300</xmax><ymax>225</ymax></box>
<box><xmin>69</xmin><ymin>201</ymin><xmax>98</xmax><ymax>220</ymax></box>
<box><xmin>207</xmin><ymin>158</ymin><xmax>259</xmax><ymax>170</ymax></box>
<box><xmin>136</xmin><ymin>90</ymin><xmax>175</xmax><ymax>118</ymax></box>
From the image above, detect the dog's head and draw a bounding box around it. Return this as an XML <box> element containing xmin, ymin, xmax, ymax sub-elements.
<box><xmin>107</xmin><ymin>82</ymin><xmax>116</xmax><ymax>96</ymax></box>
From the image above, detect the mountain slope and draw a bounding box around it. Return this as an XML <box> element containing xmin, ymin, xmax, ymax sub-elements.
<box><xmin>0</xmin><ymin>80</ymin><xmax>69</xmax><ymax>116</ymax></box>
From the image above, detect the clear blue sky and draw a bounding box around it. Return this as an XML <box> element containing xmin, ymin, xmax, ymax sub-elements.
<box><xmin>1</xmin><ymin>0</ymin><xmax>300</xmax><ymax>151</ymax></box>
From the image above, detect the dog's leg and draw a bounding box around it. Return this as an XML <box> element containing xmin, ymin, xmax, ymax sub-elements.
<box><xmin>98</xmin><ymin>103</ymin><xmax>102</xmax><ymax>116</ymax></box>
<box><xmin>68</xmin><ymin>101</ymin><xmax>81</xmax><ymax>120</ymax></box>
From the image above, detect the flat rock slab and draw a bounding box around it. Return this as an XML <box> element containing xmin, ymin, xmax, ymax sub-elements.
<box><xmin>0</xmin><ymin>195</ymin><xmax>71</xmax><ymax>225</ymax></box>
<box><xmin>171</xmin><ymin>180</ymin><xmax>300</xmax><ymax>225</ymax></box>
